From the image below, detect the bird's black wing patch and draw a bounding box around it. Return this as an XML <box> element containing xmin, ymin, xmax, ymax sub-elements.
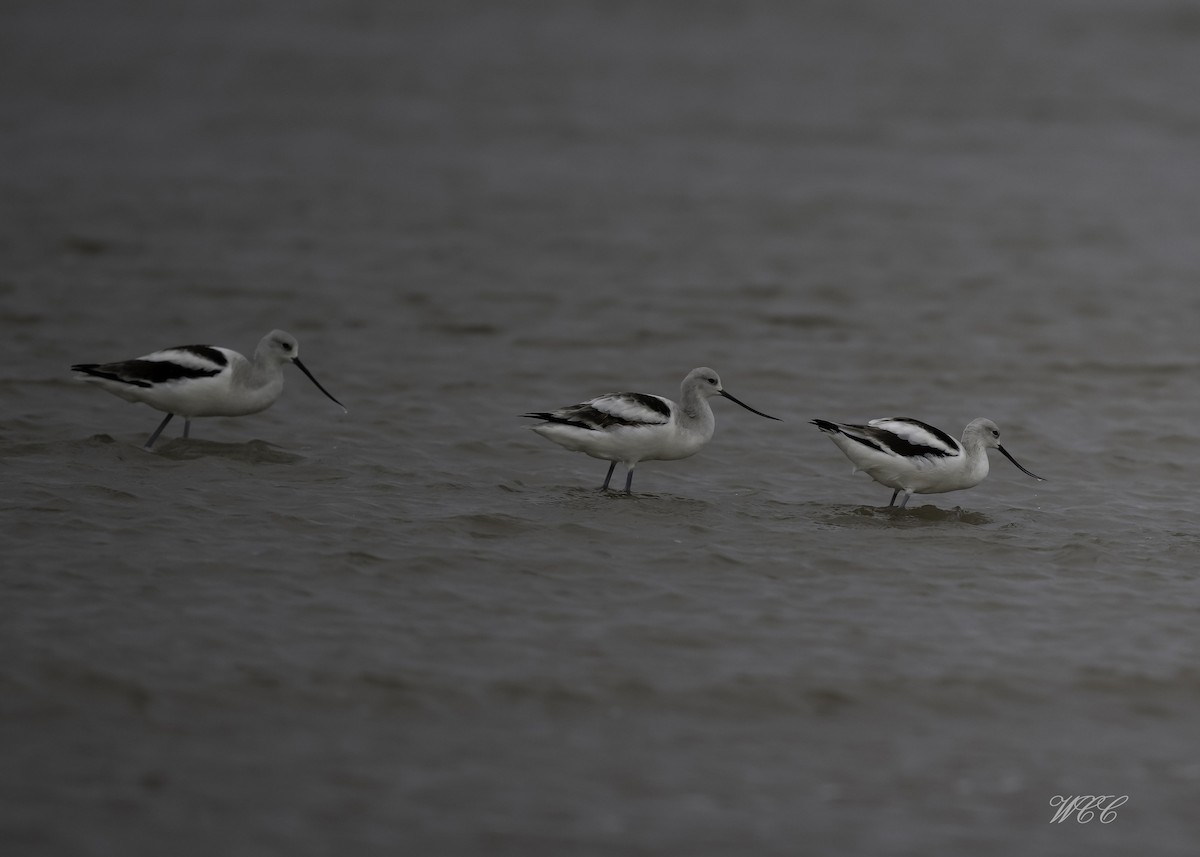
<box><xmin>73</xmin><ymin>359</ymin><xmax>222</xmax><ymax>388</ymax></box>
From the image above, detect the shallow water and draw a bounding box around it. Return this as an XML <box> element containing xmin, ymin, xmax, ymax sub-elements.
<box><xmin>4</xmin><ymin>1</ymin><xmax>1200</xmax><ymax>854</ymax></box>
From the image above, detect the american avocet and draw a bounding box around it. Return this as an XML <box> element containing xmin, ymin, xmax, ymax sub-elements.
<box><xmin>811</xmin><ymin>417</ymin><xmax>1043</xmax><ymax>508</ymax></box>
<box><xmin>72</xmin><ymin>329</ymin><xmax>346</xmax><ymax>448</ymax></box>
<box><xmin>522</xmin><ymin>367</ymin><xmax>780</xmax><ymax>493</ymax></box>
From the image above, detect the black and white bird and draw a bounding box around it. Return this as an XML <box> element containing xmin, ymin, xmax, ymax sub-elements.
<box><xmin>811</xmin><ymin>417</ymin><xmax>1043</xmax><ymax>508</ymax></box>
<box><xmin>72</xmin><ymin>329</ymin><xmax>345</xmax><ymax>448</ymax></box>
<box><xmin>523</xmin><ymin>367</ymin><xmax>780</xmax><ymax>493</ymax></box>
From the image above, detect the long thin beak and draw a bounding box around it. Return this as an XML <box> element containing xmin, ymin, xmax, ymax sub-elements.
<box><xmin>293</xmin><ymin>357</ymin><xmax>348</xmax><ymax>412</ymax></box>
<box><xmin>719</xmin><ymin>389</ymin><xmax>781</xmax><ymax>421</ymax></box>
<box><xmin>998</xmin><ymin>444</ymin><xmax>1043</xmax><ymax>481</ymax></box>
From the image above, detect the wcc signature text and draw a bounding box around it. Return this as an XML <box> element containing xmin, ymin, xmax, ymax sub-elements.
<box><xmin>1049</xmin><ymin>794</ymin><xmax>1128</xmax><ymax>824</ymax></box>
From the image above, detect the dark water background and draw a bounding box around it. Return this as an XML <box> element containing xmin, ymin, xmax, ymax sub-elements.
<box><xmin>5</xmin><ymin>1</ymin><xmax>1200</xmax><ymax>854</ymax></box>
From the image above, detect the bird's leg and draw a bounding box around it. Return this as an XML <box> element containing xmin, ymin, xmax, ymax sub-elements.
<box><xmin>888</xmin><ymin>489</ymin><xmax>899</xmax><ymax>506</ymax></box>
<box><xmin>144</xmin><ymin>413</ymin><xmax>175</xmax><ymax>449</ymax></box>
<box><xmin>897</xmin><ymin>491</ymin><xmax>912</xmax><ymax>510</ymax></box>
<box><xmin>600</xmin><ymin>461</ymin><xmax>617</xmax><ymax>491</ymax></box>
<box><xmin>183</xmin><ymin>419</ymin><xmax>191</xmax><ymax>439</ymax></box>
<box><xmin>623</xmin><ymin>468</ymin><xmax>634</xmax><ymax>494</ymax></box>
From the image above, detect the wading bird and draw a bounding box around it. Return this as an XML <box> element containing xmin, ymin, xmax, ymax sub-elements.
<box><xmin>524</xmin><ymin>367</ymin><xmax>780</xmax><ymax>493</ymax></box>
<box><xmin>811</xmin><ymin>416</ymin><xmax>1043</xmax><ymax>508</ymax></box>
<box><xmin>72</xmin><ymin>329</ymin><xmax>345</xmax><ymax>448</ymax></box>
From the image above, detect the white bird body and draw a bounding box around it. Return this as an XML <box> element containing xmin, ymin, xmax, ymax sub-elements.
<box><xmin>811</xmin><ymin>417</ymin><xmax>1043</xmax><ymax>507</ymax></box>
<box><xmin>524</xmin><ymin>367</ymin><xmax>779</xmax><ymax>493</ymax></box>
<box><xmin>532</xmin><ymin>393</ymin><xmax>710</xmax><ymax>461</ymax></box>
<box><xmin>73</xmin><ymin>329</ymin><xmax>345</xmax><ymax>448</ymax></box>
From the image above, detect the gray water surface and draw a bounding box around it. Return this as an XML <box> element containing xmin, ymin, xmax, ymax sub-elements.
<box><xmin>4</xmin><ymin>1</ymin><xmax>1200</xmax><ymax>855</ymax></box>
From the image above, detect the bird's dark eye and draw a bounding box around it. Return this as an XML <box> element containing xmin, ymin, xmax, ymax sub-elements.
<box><xmin>706</xmin><ymin>376</ymin><xmax>718</xmax><ymax>385</ymax></box>
<box><xmin>992</xmin><ymin>429</ymin><xmax>999</xmax><ymax>437</ymax></box>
